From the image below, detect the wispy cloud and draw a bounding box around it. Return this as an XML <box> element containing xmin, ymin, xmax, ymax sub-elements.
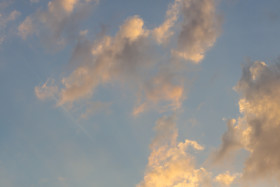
<box><xmin>34</xmin><ymin>79</ymin><xmax>58</xmax><ymax>100</ymax></box>
<box><xmin>18</xmin><ymin>16</ymin><xmax>34</xmax><ymax>40</ymax></box>
<box><xmin>0</xmin><ymin>9</ymin><xmax>20</xmax><ymax>45</ymax></box>
<box><xmin>34</xmin><ymin>0</ymin><xmax>221</xmax><ymax>116</ymax></box>
<box><xmin>152</xmin><ymin>0</ymin><xmax>182</xmax><ymax>44</ymax></box>
<box><xmin>18</xmin><ymin>0</ymin><xmax>99</xmax><ymax>48</ymax></box>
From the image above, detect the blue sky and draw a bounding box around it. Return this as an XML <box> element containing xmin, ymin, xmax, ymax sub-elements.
<box><xmin>1</xmin><ymin>0</ymin><xmax>280</xmax><ymax>186</ymax></box>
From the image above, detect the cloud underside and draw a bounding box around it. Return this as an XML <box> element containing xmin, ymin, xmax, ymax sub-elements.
<box><xmin>214</xmin><ymin>61</ymin><xmax>280</xmax><ymax>182</ymax></box>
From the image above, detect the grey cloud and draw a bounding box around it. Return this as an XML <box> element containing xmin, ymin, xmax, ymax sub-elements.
<box><xmin>18</xmin><ymin>0</ymin><xmax>98</xmax><ymax>48</ymax></box>
<box><xmin>56</xmin><ymin>16</ymin><xmax>154</xmax><ymax>106</ymax></box>
<box><xmin>214</xmin><ymin>61</ymin><xmax>280</xmax><ymax>183</ymax></box>
<box><xmin>212</xmin><ymin>119</ymin><xmax>242</xmax><ymax>163</ymax></box>
<box><xmin>174</xmin><ymin>0</ymin><xmax>221</xmax><ymax>63</ymax></box>
<box><xmin>35</xmin><ymin>0</ymin><xmax>223</xmax><ymax>116</ymax></box>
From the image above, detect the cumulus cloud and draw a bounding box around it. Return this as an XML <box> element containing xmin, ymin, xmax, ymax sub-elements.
<box><xmin>173</xmin><ymin>0</ymin><xmax>221</xmax><ymax>63</ymax></box>
<box><xmin>214</xmin><ymin>171</ymin><xmax>239</xmax><ymax>187</ymax></box>
<box><xmin>137</xmin><ymin>115</ymin><xmax>212</xmax><ymax>187</ymax></box>
<box><xmin>215</xmin><ymin>61</ymin><xmax>280</xmax><ymax>182</ymax></box>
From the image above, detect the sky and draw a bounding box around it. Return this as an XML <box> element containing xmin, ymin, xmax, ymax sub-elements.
<box><xmin>1</xmin><ymin>0</ymin><xmax>280</xmax><ymax>186</ymax></box>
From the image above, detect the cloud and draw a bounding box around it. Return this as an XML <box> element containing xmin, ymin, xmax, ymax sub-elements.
<box><xmin>29</xmin><ymin>0</ymin><xmax>229</xmax><ymax>185</ymax></box>
<box><xmin>215</xmin><ymin>61</ymin><xmax>280</xmax><ymax>182</ymax></box>
<box><xmin>6</xmin><ymin>10</ymin><xmax>20</xmax><ymax>22</ymax></box>
<box><xmin>57</xmin><ymin>15</ymin><xmax>151</xmax><ymax>106</ymax></box>
<box><xmin>211</xmin><ymin>119</ymin><xmax>243</xmax><ymax>163</ymax></box>
<box><xmin>18</xmin><ymin>16</ymin><xmax>34</xmax><ymax>40</ymax></box>
<box><xmin>137</xmin><ymin>115</ymin><xmax>212</xmax><ymax>187</ymax></box>
<box><xmin>133</xmin><ymin>69</ymin><xmax>185</xmax><ymax>115</ymax></box>
<box><xmin>0</xmin><ymin>9</ymin><xmax>20</xmax><ymax>45</ymax></box>
<box><xmin>173</xmin><ymin>0</ymin><xmax>221</xmax><ymax>63</ymax></box>
<box><xmin>35</xmin><ymin>0</ymin><xmax>222</xmax><ymax>116</ymax></box>
<box><xmin>19</xmin><ymin>0</ymin><xmax>98</xmax><ymax>46</ymax></box>
<box><xmin>79</xmin><ymin>29</ymin><xmax>88</xmax><ymax>36</ymax></box>
<box><xmin>214</xmin><ymin>171</ymin><xmax>239</xmax><ymax>187</ymax></box>
<box><xmin>152</xmin><ymin>0</ymin><xmax>182</xmax><ymax>44</ymax></box>
<box><xmin>35</xmin><ymin>79</ymin><xmax>58</xmax><ymax>100</ymax></box>
<box><xmin>58</xmin><ymin>18</ymin><xmax>185</xmax><ymax>114</ymax></box>
<box><xmin>79</xmin><ymin>101</ymin><xmax>111</xmax><ymax>119</ymax></box>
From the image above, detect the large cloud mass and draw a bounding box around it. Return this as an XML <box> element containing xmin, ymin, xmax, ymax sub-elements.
<box><xmin>215</xmin><ymin>61</ymin><xmax>280</xmax><ymax>182</ymax></box>
<box><xmin>35</xmin><ymin>0</ymin><xmax>222</xmax><ymax>116</ymax></box>
<box><xmin>32</xmin><ymin>0</ymin><xmax>225</xmax><ymax>185</ymax></box>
